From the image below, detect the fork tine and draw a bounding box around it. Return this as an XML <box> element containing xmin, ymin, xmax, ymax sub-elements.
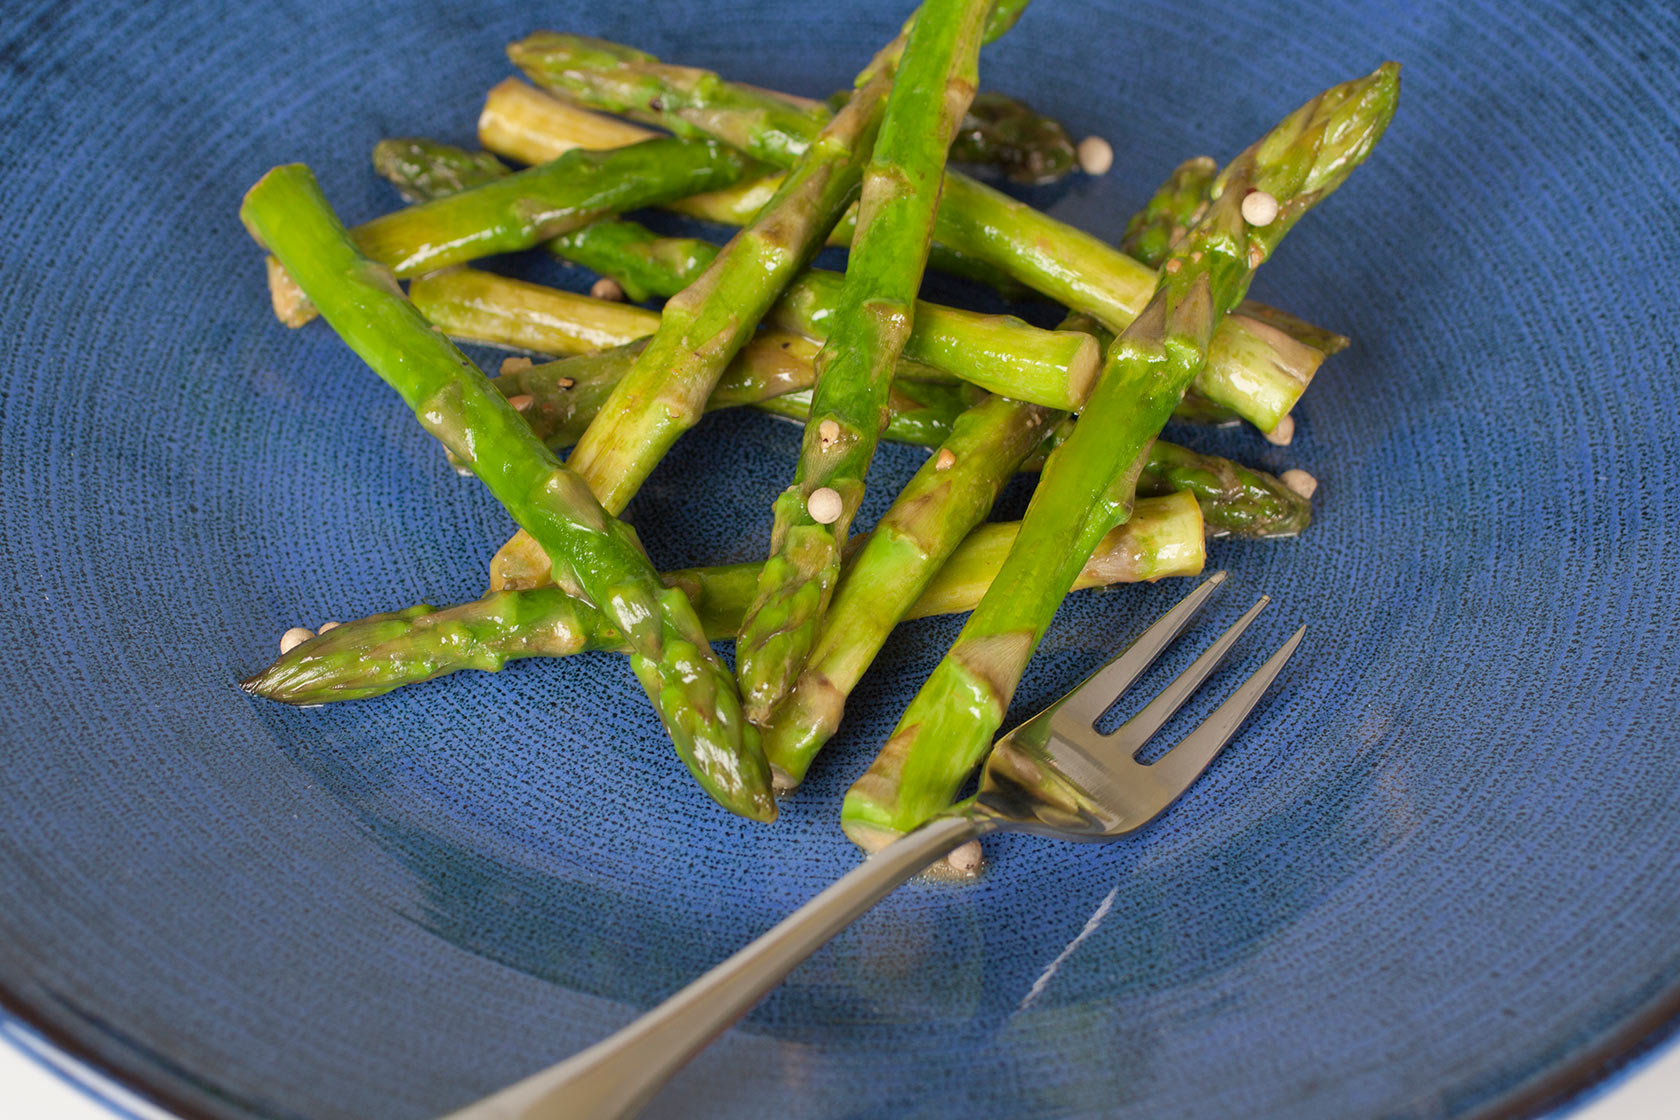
<box><xmin>1147</xmin><ymin>625</ymin><xmax>1305</xmax><ymax>794</ymax></box>
<box><xmin>1055</xmin><ymin>571</ymin><xmax>1228</xmax><ymax>727</ymax></box>
<box><xmin>1109</xmin><ymin>595</ymin><xmax>1270</xmax><ymax>755</ymax></box>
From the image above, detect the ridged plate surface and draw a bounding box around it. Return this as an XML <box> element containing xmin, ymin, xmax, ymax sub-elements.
<box><xmin>1</xmin><ymin>1</ymin><xmax>1677</xmax><ymax>1117</ymax></box>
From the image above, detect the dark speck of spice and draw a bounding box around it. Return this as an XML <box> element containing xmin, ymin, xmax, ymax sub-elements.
<box><xmin>649</xmin><ymin>96</ymin><xmax>664</xmax><ymax>111</ymax></box>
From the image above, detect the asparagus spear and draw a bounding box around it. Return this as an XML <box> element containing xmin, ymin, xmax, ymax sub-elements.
<box><xmin>761</xmin><ymin>392</ymin><xmax>1060</xmax><ymax>790</ymax></box>
<box><xmin>1120</xmin><ymin>155</ymin><xmax>1217</xmax><ymax>265</ymax></box>
<box><xmin>841</xmin><ymin>64</ymin><xmax>1401</xmax><ymax>850</ymax></box>
<box><xmin>492</xmin><ymin>344</ymin><xmax>1309</xmax><ymax>541</ymax></box>
<box><xmin>951</xmin><ymin>91</ymin><xmax>1076</xmax><ymax>184</ymax></box>
<box><xmin>562</xmin><ymin>22</ymin><xmax>911</xmax><ymax>520</ymax></box>
<box><xmin>270</xmin><ymin>137</ymin><xmax>752</xmax><ymax>329</ymax></box>
<box><xmin>507</xmin><ymin>34</ymin><xmax>1328</xmax><ymax>433</ymax></box>
<box><xmin>380</xmin><ymin>139</ymin><xmax>1338</xmax><ymax>422</ymax></box>
<box><xmin>240</xmin><ymin>164</ymin><xmax>775</xmax><ymax>822</ymax></box>
<box><xmin>477</xmin><ymin>80</ymin><xmax>1027</xmax><ymax>297</ymax></box>
<box><xmin>375</xmin><ymin>146</ymin><xmax>1096</xmax><ymax>402</ymax></box>
<box><xmin>409</xmin><ymin>268</ymin><xmax>658</xmax><ymax>356</ymax></box>
<box><xmin>375</xmin><ymin>137</ymin><xmax>719</xmax><ymax>303</ymax></box>
<box><xmin>733</xmin><ymin>0</ymin><xmax>993</xmax><ymax>726</ymax></box>
<box><xmin>243</xmin><ymin>493</ymin><xmax>1204</xmax><ymax>707</ymax></box>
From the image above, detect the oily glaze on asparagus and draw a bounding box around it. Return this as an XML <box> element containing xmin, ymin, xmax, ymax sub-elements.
<box><xmin>760</xmin><ymin>392</ymin><xmax>1060</xmax><ymax>790</ymax></box>
<box><xmin>375</xmin><ymin>138</ymin><xmax>718</xmax><ymax>303</ymax></box>
<box><xmin>492</xmin><ymin>342</ymin><xmax>1308</xmax><ymax>539</ymax></box>
<box><xmin>507</xmin><ymin>33</ymin><xmax>1329</xmax><ymax>433</ymax></box>
<box><xmin>374</xmin><ymin>144</ymin><xmax>1099</xmax><ymax>407</ymax></box>
<box><xmin>490</xmin><ymin>343</ymin><xmax>1307</xmax><ymax>539</ymax></box>
<box><xmin>840</xmin><ymin>64</ymin><xmax>1400</xmax><ymax>850</ymax></box>
<box><xmin>243</xmin><ymin>493</ymin><xmax>1203</xmax><ymax>706</ymax></box>
<box><xmin>240</xmin><ymin>164</ymin><xmax>775</xmax><ymax>822</ymax></box>
<box><xmin>269</xmin><ymin>137</ymin><xmax>752</xmax><ymax>327</ymax></box>
<box><xmin>562</xmin><ymin>24</ymin><xmax>912</xmax><ymax>519</ymax></box>
<box><xmin>951</xmin><ymin>91</ymin><xmax>1076</xmax><ymax>184</ymax></box>
<box><xmin>753</xmin><ymin>152</ymin><xmax>1324</xmax><ymax>791</ymax></box>
<box><xmin>733</xmin><ymin>0</ymin><xmax>992</xmax><ymax>726</ymax></box>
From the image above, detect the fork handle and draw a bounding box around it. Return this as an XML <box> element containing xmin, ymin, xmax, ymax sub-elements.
<box><xmin>443</xmin><ymin>813</ymin><xmax>988</xmax><ymax>1120</ymax></box>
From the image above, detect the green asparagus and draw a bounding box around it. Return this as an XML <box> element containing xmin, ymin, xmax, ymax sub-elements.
<box><xmin>562</xmin><ymin>24</ymin><xmax>910</xmax><ymax>520</ymax></box>
<box><xmin>477</xmin><ymin>79</ymin><xmax>1029</xmax><ymax>298</ymax></box>
<box><xmin>1117</xmin><ymin>155</ymin><xmax>1351</xmax><ymax>358</ymax></box>
<box><xmin>733</xmin><ymin>0</ymin><xmax>992</xmax><ymax>726</ymax></box>
<box><xmin>1120</xmin><ymin>154</ymin><xmax>1217</xmax><ymax>265</ymax></box>
<box><xmin>377</xmin><ymin>146</ymin><xmax>1097</xmax><ymax>403</ymax></box>
<box><xmin>491</xmin><ymin>344</ymin><xmax>1310</xmax><ymax>541</ymax></box>
<box><xmin>753</xmin><ymin>150</ymin><xmax>1327</xmax><ymax>789</ymax></box>
<box><xmin>240</xmin><ymin>164</ymin><xmax>775</xmax><ymax>822</ymax></box>
<box><xmin>490</xmin><ymin>15</ymin><xmax>934</xmax><ymax>594</ymax></box>
<box><xmin>269</xmin><ymin>136</ymin><xmax>752</xmax><ymax>328</ymax></box>
<box><xmin>409</xmin><ymin>268</ymin><xmax>658</xmax><ymax>356</ymax></box>
<box><xmin>243</xmin><ymin>493</ymin><xmax>1203</xmax><ymax>707</ymax></box>
<box><xmin>951</xmin><ymin>91</ymin><xmax>1076</xmax><ymax>184</ymax></box>
<box><xmin>375</xmin><ymin>137</ymin><xmax>718</xmax><ymax>303</ymax></box>
<box><xmin>508</xmin><ymin>33</ymin><xmax>1329</xmax><ymax>433</ymax></box>
<box><xmin>761</xmin><ymin>392</ymin><xmax>1060</xmax><ymax>790</ymax></box>
<box><xmin>841</xmin><ymin>64</ymin><xmax>1400</xmax><ymax>850</ymax></box>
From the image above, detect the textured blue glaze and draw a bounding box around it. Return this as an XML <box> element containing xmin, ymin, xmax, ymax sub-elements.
<box><xmin>1</xmin><ymin>1</ymin><xmax>1678</xmax><ymax>1118</ymax></box>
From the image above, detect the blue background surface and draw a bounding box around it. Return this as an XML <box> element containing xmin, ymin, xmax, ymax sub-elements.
<box><xmin>1</xmin><ymin>1</ymin><xmax>1678</xmax><ymax>1117</ymax></box>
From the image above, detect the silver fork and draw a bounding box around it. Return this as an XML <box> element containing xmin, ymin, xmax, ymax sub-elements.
<box><xmin>445</xmin><ymin>571</ymin><xmax>1302</xmax><ymax>1120</ymax></box>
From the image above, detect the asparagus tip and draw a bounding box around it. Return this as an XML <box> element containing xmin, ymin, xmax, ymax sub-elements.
<box><xmin>740</xmin><ymin>789</ymin><xmax>779</xmax><ymax>823</ymax></box>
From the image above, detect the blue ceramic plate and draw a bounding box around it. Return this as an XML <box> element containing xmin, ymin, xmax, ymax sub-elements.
<box><xmin>3</xmin><ymin>1</ymin><xmax>1677</xmax><ymax>1117</ymax></box>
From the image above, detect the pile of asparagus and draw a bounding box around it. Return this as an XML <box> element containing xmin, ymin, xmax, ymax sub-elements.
<box><xmin>241</xmin><ymin>0</ymin><xmax>1398</xmax><ymax>861</ymax></box>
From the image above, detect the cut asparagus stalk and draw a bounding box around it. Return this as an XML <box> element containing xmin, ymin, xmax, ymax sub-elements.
<box><xmin>507</xmin><ymin>33</ymin><xmax>1333</xmax><ymax>433</ymax></box>
<box><xmin>409</xmin><ymin>266</ymin><xmax>1097</xmax><ymax>412</ymax></box>
<box><xmin>733</xmin><ymin>0</ymin><xmax>993</xmax><ymax>726</ymax></box>
<box><xmin>240</xmin><ymin>163</ymin><xmax>775</xmax><ymax>822</ymax></box>
<box><xmin>840</xmin><ymin>64</ymin><xmax>1400</xmax><ymax>849</ymax></box>
<box><xmin>492</xmin><ymin>346</ymin><xmax>1310</xmax><ymax>542</ymax></box>
<box><xmin>242</xmin><ymin>493</ymin><xmax>1203</xmax><ymax>707</ymax></box>
<box><xmin>270</xmin><ymin>135</ymin><xmax>752</xmax><ymax>327</ymax></box>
